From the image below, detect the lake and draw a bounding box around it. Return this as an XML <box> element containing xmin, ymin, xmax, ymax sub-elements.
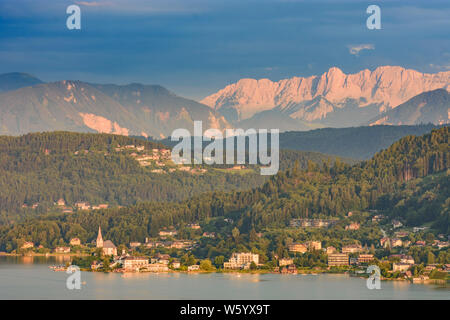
<box><xmin>0</xmin><ymin>256</ymin><xmax>448</xmax><ymax>300</ymax></box>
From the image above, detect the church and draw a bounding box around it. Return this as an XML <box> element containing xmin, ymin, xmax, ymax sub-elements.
<box><xmin>96</xmin><ymin>226</ymin><xmax>117</xmax><ymax>256</ymax></box>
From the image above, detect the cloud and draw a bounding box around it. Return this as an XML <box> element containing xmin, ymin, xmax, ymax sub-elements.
<box><xmin>75</xmin><ymin>1</ymin><xmax>111</xmax><ymax>7</ymax></box>
<box><xmin>429</xmin><ymin>63</ymin><xmax>450</xmax><ymax>71</ymax></box>
<box><xmin>348</xmin><ymin>44</ymin><xmax>375</xmax><ymax>56</ymax></box>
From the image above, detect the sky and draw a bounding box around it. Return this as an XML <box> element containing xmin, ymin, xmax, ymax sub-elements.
<box><xmin>0</xmin><ymin>0</ymin><xmax>449</xmax><ymax>100</ymax></box>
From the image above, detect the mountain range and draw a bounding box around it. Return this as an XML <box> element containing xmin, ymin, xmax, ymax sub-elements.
<box><xmin>0</xmin><ymin>73</ymin><xmax>229</xmax><ymax>138</ymax></box>
<box><xmin>202</xmin><ymin>66</ymin><xmax>450</xmax><ymax>130</ymax></box>
<box><xmin>0</xmin><ymin>67</ymin><xmax>448</xmax><ymax>137</ymax></box>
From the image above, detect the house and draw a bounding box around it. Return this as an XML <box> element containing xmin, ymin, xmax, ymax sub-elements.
<box><xmin>392</xmin><ymin>220</ymin><xmax>403</xmax><ymax>229</ymax></box>
<box><xmin>328</xmin><ymin>253</ymin><xmax>349</xmax><ymax>267</ymax></box>
<box><xmin>129</xmin><ymin>242</ymin><xmax>142</xmax><ymax>248</ymax></box>
<box><xmin>308</xmin><ymin>241</ymin><xmax>322</xmax><ymax>251</ymax></box>
<box><xmin>21</xmin><ymin>242</ymin><xmax>34</xmax><ymax>249</ymax></box>
<box><xmin>288</xmin><ymin>243</ymin><xmax>308</xmax><ymax>253</ymax></box>
<box><xmin>326</xmin><ymin>246</ymin><xmax>337</xmax><ymax>254</ymax></box>
<box><xmin>279</xmin><ymin>258</ymin><xmax>294</xmax><ymax>267</ymax></box>
<box><xmin>394</xmin><ymin>231</ymin><xmax>409</xmax><ymax>238</ymax></box>
<box><xmin>56</xmin><ymin>198</ymin><xmax>66</xmax><ymax>206</ymax></box>
<box><xmin>188</xmin><ymin>265</ymin><xmax>200</xmax><ymax>271</ymax></box>
<box><xmin>62</xmin><ymin>207</ymin><xmax>73</xmax><ymax>213</ymax></box>
<box><xmin>75</xmin><ymin>202</ymin><xmax>90</xmax><ymax>210</ymax></box>
<box><xmin>389</xmin><ymin>254</ymin><xmax>414</xmax><ymax>265</ymax></box>
<box><xmin>380</xmin><ymin>237</ymin><xmax>390</xmax><ymax>248</ymax></box>
<box><xmin>170</xmin><ymin>240</ymin><xmax>192</xmax><ymax>249</ymax></box>
<box><xmin>96</xmin><ymin>226</ymin><xmax>117</xmax><ymax>256</ymax></box>
<box><xmin>290</xmin><ymin>219</ymin><xmax>336</xmax><ymax>229</ymax></box>
<box><xmin>342</xmin><ymin>244</ymin><xmax>362</xmax><ymax>254</ymax></box>
<box><xmin>415</xmin><ymin>240</ymin><xmax>426</xmax><ymax>246</ymax></box>
<box><xmin>281</xmin><ymin>264</ymin><xmax>298</xmax><ymax>274</ymax></box>
<box><xmin>371</xmin><ymin>215</ymin><xmax>384</xmax><ymax>223</ymax></box>
<box><xmin>424</xmin><ymin>264</ymin><xmax>438</xmax><ymax>272</ymax></box>
<box><xmin>171</xmin><ymin>261</ymin><xmax>181</xmax><ymax>269</ymax></box>
<box><xmin>122</xmin><ymin>256</ymin><xmax>149</xmax><ymax>271</ymax></box>
<box><xmin>202</xmin><ymin>232</ymin><xmax>216</xmax><ymax>238</ymax></box>
<box><xmin>413</xmin><ymin>226</ymin><xmax>429</xmax><ymax>232</ymax></box>
<box><xmin>393</xmin><ymin>263</ymin><xmax>411</xmax><ymax>273</ymax></box>
<box><xmin>69</xmin><ymin>238</ymin><xmax>81</xmax><ymax>246</ymax></box>
<box><xmin>391</xmin><ymin>238</ymin><xmax>403</xmax><ymax>247</ymax></box>
<box><xmin>146</xmin><ymin>263</ymin><xmax>169</xmax><ymax>272</ymax></box>
<box><xmin>358</xmin><ymin>254</ymin><xmax>374</xmax><ymax>264</ymax></box>
<box><xmin>159</xmin><ymin>230</ymin><xmax>178</xmax><ymax>237</ymax></box>
<box><xmin>55</xmin><ymin>246</ymin><xmax>71</xmax><ymax>254</ymax></box>
<box><xmin>224</xmin><ymin>252</ymin><xmax>259</xmax><ymax>269</ymax></box>
<box><xmin>345</xmin><ymin>223</ymin><xmax>360</xmax><ymax>231</ymax></box>
<box><xmin>187</xmin><ymin>223</ymin><xmax>201</xmax><ymax>229</ymax></box>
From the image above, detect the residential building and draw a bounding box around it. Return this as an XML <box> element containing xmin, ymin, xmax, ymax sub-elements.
<box><xmin>288</xmin><ymin>243</ymin><xmax>308</xmax><ymax>253</ymax></box>
<box><xmin>358</xmin><ymin>254</ymin><xmax>374</xmax><ymax>264</ymax></box>
<box><xmin>326</xmin><ymin>246</ymin><xmax>337</xmax><ymax>254</ymax></box>
<box><xmin>290</xmin><ymin>219</ymin><xmax>336</xmax><ymax>228</ymax></box>
<box><xmin>146</xmin><ymin>263</ymin><xmax>169</xmax><ymax>272</ymax></box>
<box><xmin>122</xmin><ymin>256</ymin><xmax>149</xmax><ymax>271</ymax></box>
<box><xmin>342</xmin><ymin>244</ymin><xmax>362</xmax><ymax>254</ymax></box>
<box><xmin>159</xmin><ymin>230</ymin><xmax>178</xmax><ymax>237</ymax></box>
<box><xmin>202</xmin><ymin>232</ymin><xmax>216</xmax><ymax>238</ymax></box>
<box><xmin>281</xmin><ymin>264</ymin><xmax>298</xmax><ymax>274</ymax></box>
<box><xmin>393</xmin><ymin>263</ymin><xmax>411</xmax><ymax>273</ymax></box>
<box><xmin>224</xmin><ymin>252</ymin><xmax>259</xmax><ymax>269</ymax></box>
<box><xmin>129</xmin><ymin>242</ymin><xmax>141</xmax><ymax>248</ymax></box>
<box><xmin>70</xmin><ymin>238</ymin><xmax>81</xmax><ymax>246</ymax></box>
<box><xmin>345</xmin><ymin>223</ymin><xmax>360</xmax><ymax>230</ymax></box>
<box><xmin>391</xmin><ymin>238</ymin><xmax>403</xmax><ymax>248</ymax></box>
<box><xmin>308</xmin><ymin>241</ymin><xmax>322</xmax><ymax>251</ymax></box>
<box><xmin>392</xmin><ymin>220</ymin><xmax>403</xmax><ymax>228</ymax></box>
<box><xmin>56</xmin><ymin>198</ymin><xmax>66</xmax><ymax>206</ymax></box>
<box><xmin>188</xmin><ymin>265</ymin><xmax>200</xmax><ymax>271</ymax></box>
<box><xmin>328</xmin><ymin>253</ymin><xmax>349</xmax><ymax>267</ymax></box>
<box><xmin>21</xmin><ymin>242</ymin><xmax>34</xmax><ymax>249</ymax></box>
<box><xmin>55</xmin><ymin>246</ymin><xmax>71</xmax><ymax>254</ymax></box>
<box><xmin>279</xmin><ymin>258</ymin><xmax>294</xmax><ymax>267</ymax></box>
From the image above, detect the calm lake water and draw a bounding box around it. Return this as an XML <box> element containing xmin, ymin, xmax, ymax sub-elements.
<box><xmin>0</xmin><ymin>256</ymin><xmax>448</xmax><ymax>300</ymax></box>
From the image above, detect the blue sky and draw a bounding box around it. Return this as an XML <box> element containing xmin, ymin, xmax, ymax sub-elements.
<box><xmin>0</xmin><ymin>0</ymin><xmax>449</xmax><ymax>99</ymax></box>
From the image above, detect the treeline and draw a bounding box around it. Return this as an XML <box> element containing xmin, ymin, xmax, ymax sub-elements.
<box><xmin>0</xmin><ymin>127</ymin><xmax>448</xmax><ymax>251</ymax></box>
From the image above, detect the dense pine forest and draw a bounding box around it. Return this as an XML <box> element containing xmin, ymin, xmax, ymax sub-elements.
<box><xmin>0</xmin><ymin>131</ymin><xmax>346</xmax><ymax>224</ymax></box>
<box><xmin>0</xmin><ymin>127</ymin><xmax>447</xmax><ymax>254</ymax></box>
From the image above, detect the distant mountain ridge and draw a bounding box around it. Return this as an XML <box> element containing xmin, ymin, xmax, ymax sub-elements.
<box><xmin>202</xmin><ymin>66</ymin><xmax>450</xmax><ymax>129</ymax></box>
<box><xmin>0</xmin><ymin>72</ymin><xmax>43</xmax><ymax>93</ymax></box>
<box><xmin>0</xmin><ymin>77</ymin><xmax>230</xmax><ymax>137</ymax></box>
<box><xmin>368</xmin><ymin>88</ymin><xmax>449</xmax><ymax>126</ymax></box>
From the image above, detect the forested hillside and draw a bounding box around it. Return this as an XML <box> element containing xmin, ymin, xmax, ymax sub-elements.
<box><xmin>0</xmin><ymin>131</ymin><xmax>348</xmax><ymax>223</ymax></box>
<box><xmin>0</xmin><ymin>127</ymin><xmax>447</xmax><ymax>252</ymax></box>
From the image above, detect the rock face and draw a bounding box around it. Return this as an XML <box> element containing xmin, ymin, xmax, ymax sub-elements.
<box><xmin>202</xmin><ymin>66</ymin><xmax>450</xmax><ymax>127</ymax></box>
<box><xmin>368</xmin><ymin>89</ymin><xmax>450</xmax><ymax>126</ymax></box>
<box><xmin>0</xmin><ymin>79</ymin><xmax>230</xmax><ymax>137</ymax></box>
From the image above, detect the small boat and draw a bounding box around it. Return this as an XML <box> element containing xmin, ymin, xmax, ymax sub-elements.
<box><xmin>49</xmin><ymin>265</ymin><xmax>66</xmax><ymax>271</ymax></box>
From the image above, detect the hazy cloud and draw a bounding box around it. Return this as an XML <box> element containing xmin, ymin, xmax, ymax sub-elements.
<box><xmin>348</xmin><ymin>44</ymin><xmax>375</xmax><ymax>56</ymax></box>
<box><xmin>75</xmin><ymin>1</ymin><xmax>111</xmax><ymax>7</ymax></box>
<box><xmin>429</xmin><ymin>63</ymin><xmax>450</xmax><ymax>71</ymax></box>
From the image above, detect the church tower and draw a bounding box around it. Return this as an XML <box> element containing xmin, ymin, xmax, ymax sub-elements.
<box><xmin>96</xmin><ymin>226</ymin><xmax>103</xmax><ymax>248</ymax></box>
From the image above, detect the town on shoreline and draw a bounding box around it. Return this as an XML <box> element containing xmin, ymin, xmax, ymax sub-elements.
<box><xmin>6</xmin><ymin>214</ymin><xmax>449</xmax><ymax>286</ymax></box>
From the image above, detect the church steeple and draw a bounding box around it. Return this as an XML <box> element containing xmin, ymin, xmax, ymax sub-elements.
<box><xmin>96</xmin><ymin>226</ymin><xmax>103</xmax><ymax>248</ymax></box>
